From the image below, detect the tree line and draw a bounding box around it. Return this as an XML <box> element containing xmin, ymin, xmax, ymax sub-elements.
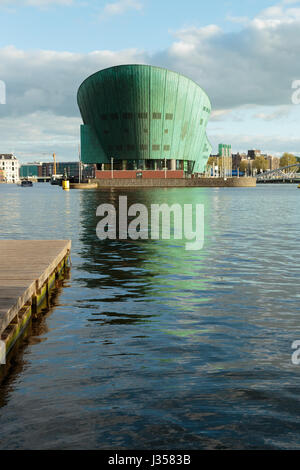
<box><xmin>207</xmin><ymin>153</ymin><xmax>299</xmax><ymax>173</ymax></box>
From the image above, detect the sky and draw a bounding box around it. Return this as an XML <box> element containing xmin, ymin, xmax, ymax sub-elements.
<box><xmin>0</xmin><ymin>0</ymin><xmax>300</xmax><ymax>162</ymax></box>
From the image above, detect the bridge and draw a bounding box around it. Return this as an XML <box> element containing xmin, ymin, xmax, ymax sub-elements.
<box><xmin>256</xmin><ymin>163</ymin><xmax>300</xmax><ymax>182</ymax></box>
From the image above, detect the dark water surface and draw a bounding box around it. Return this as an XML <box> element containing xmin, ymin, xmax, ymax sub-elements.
<box><xmin>0</xmin><ymin>183</ymin><xmax>300</xmax><ymax>449</ymax></box>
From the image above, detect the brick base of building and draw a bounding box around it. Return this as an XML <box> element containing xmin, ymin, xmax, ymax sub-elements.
<box><xmin>95</xmin><ymin>170</ymin><xmax>184</xmax><ymax>179</ymax></box>
<box><xmin>92</xmin><ymin>177</ymin><xmax>257</xmax><ymax>188</ymax></box>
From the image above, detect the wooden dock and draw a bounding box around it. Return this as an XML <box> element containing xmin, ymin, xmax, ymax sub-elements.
<box><xmin>0</xmin><ymin>240</ymin><xmax>71</xmax><ymax>364</ymax></box>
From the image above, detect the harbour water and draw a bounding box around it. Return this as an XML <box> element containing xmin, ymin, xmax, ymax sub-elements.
<box><xmin>0</xmin><ymin>183</ymin><xmax>300</xmax><ymax>449</ymax></box>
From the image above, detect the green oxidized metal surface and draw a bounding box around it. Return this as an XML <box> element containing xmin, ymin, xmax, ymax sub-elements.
<box><xmin>77</xmin><ymin>64</ymin><xmax>212</xmax><ymax>172</ymax></box>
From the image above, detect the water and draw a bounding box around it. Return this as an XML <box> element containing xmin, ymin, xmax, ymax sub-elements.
<box><xmin>0</xmin><ymin>183</ymin><xmax>299</xmax><ymax>449</ymax></box>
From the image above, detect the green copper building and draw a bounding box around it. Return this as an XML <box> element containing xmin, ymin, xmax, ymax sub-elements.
<box><xmin>77</xmin><ymin>64</ymin><xmax>212</xmax><ymax>175</ymax></box>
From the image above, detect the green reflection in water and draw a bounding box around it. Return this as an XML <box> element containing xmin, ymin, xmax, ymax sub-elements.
<box><xmin>79</xmin><ymin>187</ymin><xmax>214</xmax><ymax>337</ymax></box>
<box><xmin>160</xmin><ymin>328</ymin><xmax>214</xmax><ymax>337</ymax></box>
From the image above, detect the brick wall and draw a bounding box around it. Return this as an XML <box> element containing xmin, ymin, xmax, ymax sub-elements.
<box><xmin>93</xmin><ymin>177</ymin><xmax>257</xmax><ymax>188</ymax></box>
<box><xmin>95</xmin><ymin>170</ymin><xmax>185</xmax><ymax>179</ymax></box>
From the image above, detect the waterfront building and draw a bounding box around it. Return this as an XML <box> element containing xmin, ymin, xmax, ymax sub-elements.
<box><xmin>232</xmin><ymin>153</ymin><xmax>241</xmax><ymax>170</ymax></box>
<box><xmin>219</xmin><ymin>144</ymin><xmax>232</xmax><ymax>158</ymax></box>
<box><xmin>266</xmin><ymin>155</ymin><xmax>280</xmax><ymax>171</ymax></box>
<box><xmin>0</xmin><ymin>154</ymin><xmax>19</xmax><ymax>183</ymax></box>
<box><xmin>41</xmin><ymin>161</ymin><xmax>95</xmax><ymax>180</ymax></box>
<box><xmin>206</xmin><ymin>144</ymin><xmax>233</xmax><ymax>177</ymax></box>
<box><xmin>248</xmin><ymin>149</ymin><xmax>261</xmax><ymax>160</ymax></box>
<box><xmin>218</xmin><ymin>143</ymin><xmax>232</xmax><ymax>176</ymax></box>
<box><xmin>0</xmin><ymin>169</ymin><xmax>5</xmax><ymax>182</ymax></box>
<box><xmin>77</xmin><ymin>64</ymin><xmax>212</xmax><ymax>179</ymax></box>
<box><xmin>229</xmin><ymin>152</ymin><xmax>280</xmax><ymax>174</ymax></box>
<box><xmin>19</xmin><ymin>162</ymin><xmax>43</xmax><ymax>179</ymax></box>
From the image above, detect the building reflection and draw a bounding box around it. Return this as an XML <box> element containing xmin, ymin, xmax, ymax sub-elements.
<box><xmin>78</xmin><ymin>188</ymin><xmax>212</xmax><ymax>319</ymax></box>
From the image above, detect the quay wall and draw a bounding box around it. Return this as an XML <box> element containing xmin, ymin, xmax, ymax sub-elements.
<box><xmin>93</xmin><ymin>177</ymin><xmax>257</xmax><ymax>188</ymax></box>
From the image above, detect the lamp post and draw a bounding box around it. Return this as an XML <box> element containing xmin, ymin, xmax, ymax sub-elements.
<box><xmin>111</xmin><ymin>157</ymin><xmax>114</xmax><ymax>179</ymax></box>
<box><xmin>164</xmin><ymin>157</ymin><xmax>167</xmax><ymax>179</ymax></box>
<box><xmin>78</xmin><ymin>144</ymin><xmax>82</xmax><ymax>183</ymax></box>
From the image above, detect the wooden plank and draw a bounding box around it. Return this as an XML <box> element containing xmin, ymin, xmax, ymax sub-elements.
<box><xmin>0</xmin><ymin>240</ymin><xmax>71</xmax><ymax>335</ymax></box>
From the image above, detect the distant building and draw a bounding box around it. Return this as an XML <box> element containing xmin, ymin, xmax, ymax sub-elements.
<box><xmin>232</xmin><ymin>153</ymin><xmax>241</xmax><ymax>170</ymax></box>
<box><xmin>248</xmin><ymin>149</ymin><xmax>261</xmax><ymax>160</ymax></box>
<box><xmin>206</xmin><ymin>144</ymin><xmax>233</xmax><ymax>177</ymax></box>
<box><xmin>266</xmin><ymin>155</ymin><xmax>280</xmax><ymax>171</ymax></box>
<box><xmin>41</xmin><ymin>161</ymin><xmax>95</xmax><ymax>180</ymax></box>
<box><xmin>218</xmin><ymin>143</ymin><xmax>232</xmax><ymax>176</ymax></box>
<box><xmin>19</xmin><ymin>162</ymin><xmax>43</xmax><ymax>179</ymax></box>
<box><xmin>219</xmin><ymin>143</ymin><xmax>232</xmax><ymax>158</ymax></box>
<box><xmin>0</xmin><ymin>154</ymin><xmax>19</xmax><ymax>183</ymax></box>
<box><xmin>225</xmin><ymin>151</ymin><xmax>281</xmax><ymax>174</ymax></box>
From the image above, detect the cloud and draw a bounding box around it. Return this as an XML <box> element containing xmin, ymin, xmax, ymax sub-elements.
<box><xmin>226</xmin><ymin>15</ymin><xmax>250</xmax><ymax>25</ymax></box>
<box><xmin>154</xmin><ymin>3</ymin><xmax>300</xmax><ymax>110</ymax></box>
<box><xmin>101</xmin><ymin>0</ymin><xmax>143</xmax><ymax>18</ymax></box>
<box><xmin>0</xmin><ymin>46</ymin><xmax>147</xmax><ymax>119</ymax></box>
<box><xmin>1</xmin><ymin>1</ymin><xmax>300</xmax><ymax>157</ymax></box>
<box><xmin>208</xmin><ymin>131</ymin><xmax>300</xmax><ymax>156</ymax></box>
<box><xmin>254</xmin><ymin>106</ymin><xmax>291</xmax><ymax>120</ymax></box>
<box><xmin>0</xmin><ymin>111</ymin><xmax>81</xmax><ymax>161</ymax></box>
<box><xmin>2</xmin><ymin>1</ymin><xmax>300</xmax><ymax>118</ymax></box>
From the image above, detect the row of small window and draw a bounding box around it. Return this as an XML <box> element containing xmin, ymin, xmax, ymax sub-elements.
<box><xmin>102</xmin><ymin>120</ymin><xmax>205</xmax><ymax>132</ymax></box>
<box><xmin>107</xmin><ymin>144</ymin><xmax>171</xmax><ymax>151</ymax></box>
<box><xmin>100</xmin><ymin>112</ymin><xmax>174</xmax><ymax>121</ymax></box>
<box><xmin>203</xmin><ymin>106</ymin><xmax>210</xmax><ymax>113</ymax></box>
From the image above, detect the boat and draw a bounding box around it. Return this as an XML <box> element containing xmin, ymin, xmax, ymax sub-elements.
<box><xmin>51</xmin><ymin>175</ymin><xmax>63</xmax><ymax>186</ymax></box>
<box><xmin>21</xmin><ymin>179</ymin><xmax>33</xmax><ymax>187</ymax></box>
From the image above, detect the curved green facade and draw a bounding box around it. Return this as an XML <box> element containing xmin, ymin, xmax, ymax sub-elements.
<box><xmin>77</xmin><ymin>64</ymin><xmax>212</xmax><ymax>173</ymax></box>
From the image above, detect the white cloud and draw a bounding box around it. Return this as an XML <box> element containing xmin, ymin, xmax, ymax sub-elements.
<box><xmin>226</xmin><ymin>15</ymin><xmax>250</xmax><ymax>25</ymax></box>
<box><xmin>208</xmin><ymin>131</ymin><xmax>300</xmax><ymax>156</ymax></box>
<box><xmin>282</xmin><ymin>0</ymin><xmax>300</xmax><ymax>4</ymax></box>
<box><xmin>2</xmin><ymin>1</ymin><xmax>300</xmax><ymax>114</ymax></box>
<box><xmin>153</xmin><ymin>2</ymin><xmax>300</xmax><ymax>111</ymax></box>
<box><xmin>254</xmin><ymin>106</ymin><xmax>291</xmax><ymax>121</ymax></box>
<box><xmin>0</xmin><ymin>111</ymin><xmax>81</xmax><ymax>161</ymax></box>
<box><xmin>1</xmin><ymin>1</ymin><xmax>300</xmax><ymax>157</ymax></box>
<box><xmin>101</xmin><ymin>0</ymin><xmax>143</xmax><ymax>18</ymax></box>
<box><xmin>210</xmin><ymin>109</ymin><xmax>233</xmax><ymax>120</ymax></box>
<box><xmin>0</xmin><ymin>45</ymin><xmax>146</xmax><ymax>118</ymax></box>
<box><xmin>252</xmin><ymin>1</ymin><xmax>300</xmax><ymax>28</ymax></box>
